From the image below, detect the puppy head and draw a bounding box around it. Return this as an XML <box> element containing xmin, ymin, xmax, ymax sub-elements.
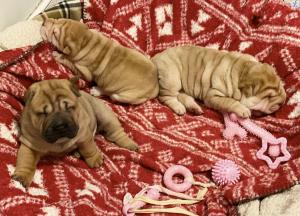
<box><xmin>23</xmin><ymin>78</ymin><xmax>81</xmax><ymax>143</ymax></box>
<box><xmin>239</xmin><ymin>63</ymin><xmax>286</xmax><ymax>116</ymax></box>
<box><xmin>41</xmin><ymin>18</ymin><xmax>90</xmax><ymax>57</ymax></box>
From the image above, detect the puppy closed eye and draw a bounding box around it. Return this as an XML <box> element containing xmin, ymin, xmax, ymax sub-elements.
<box><xmin>262</xmin><ymin>89</ymin><xmax>277</xmax><ymax>99</ymax></box>
<box><xmin>36</xmin><ymin>106</ymin><xmax>49</xmax><ymax>116</ymax></box>
<box><xmin>63</xmin><ymin>101</ymin><xmax>75</xmax><ymax>111</ymax></box>
<box><xmin>263</xmin><ymin>92</ymin><xmax>277</xmax><ymax>100</ymax></box>
<box><xmin>262</xmin><ymin>95</ymin><xmax>272</xmax><ymax>100</ymax></box>
<box><xmin>66</xmin><ymin>106</ymin><xmax>75</xmax><ymax>112</ymax></box>
<box><xmin>36</xmin><ymin>110</ymin><xmax>48</xmax><ymax>117</ymax></box>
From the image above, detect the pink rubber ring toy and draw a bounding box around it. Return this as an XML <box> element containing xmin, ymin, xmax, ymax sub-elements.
<box><xmin>163</xmin><ymin>165</ymin><xmax>193</xmax><ymax>192</ymax></box>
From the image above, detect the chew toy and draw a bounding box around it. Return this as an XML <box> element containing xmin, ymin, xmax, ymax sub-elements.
<box><xmin>223</xmin><ymin>113</ymin><xmax>291</xmax><ymax>169</ymax></box>
<box><xmin>212</xmin><ymin>159</ymin><xmax>240</xmax><ymax>185</ymax></box>
<box><xmin>122</xmin><ymin>187</ymin><xmax>160</xmax><ymax>216</ymax></box>
<box><xmin>122</xmin><ymin>165</ymin><xmax>214</xmax><ymax>216</ymax></box>
<box><xmin>163</xmin><ymin>165</ymin><xmax>194</xmax><ymax>192</ymax></box>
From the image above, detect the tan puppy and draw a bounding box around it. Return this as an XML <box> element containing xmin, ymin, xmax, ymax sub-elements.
<box><xmin>12</xmin><ymin>78</ymin><xmax>138</xmax><ymax>187</ymax></box>
<box><xmin>152</xmin><ymin>46</ymin><xmax>286</xmax><ymax>117</ymax></box>
<box><xmin>40</xmin><ymin>18</ymin><xmax>159</xmax><ymax>104</ymax></box>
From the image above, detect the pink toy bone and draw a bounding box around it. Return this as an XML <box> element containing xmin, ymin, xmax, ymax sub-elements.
<box><xmin>223</xmin><ymin>113</ymin><xmax>247</xmax><ymax>140</ymax></box>
<box><xmin>223</xmin><ymin>113</ymin><xmax>291</xmax><ymax>169</ymax></box>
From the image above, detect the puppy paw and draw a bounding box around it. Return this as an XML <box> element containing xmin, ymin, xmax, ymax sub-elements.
<box><xmin>52</xmin><ymin>51</ymin><xmax>66</xmax><ymax>63</ymax></box>
<box><xmin>186</xmin><ymin>104</ymin><xmax>203</xmax><ymax>115</ymax></box>
<box><xmin>129</xmin><ymin>143</ymin><xmax>139</xmax><ymax>152</ymax></box>
<box><xmin>177</xmin><ymin>94</ymin><xmax>203</xmax><ymax>115</ymax></box>
<box><xmin>235</xmin><ymin>106</ymin><xmax>251</xmax><ymax>118</ymax></box>
<box><xmin>85</xmin><ymin>151</ymin><xmax>103</xmax><ymax>168</ymax></box>
<box><xmin>90</xmin><ymin>86</ymin><xmax>102</xmax><ymax>97</ymax></box>
<box><xmin>123</xmin><ymin>141</ymin><xmax>139</xmax><ymax>152</ymax></box>
<box><xmin>52</xmin><ymin>51</ymin><xmax>62</xmax><ymax>58</ymax></box>
<box><xmin>171</xmin><ymin>103</ymin><xmax>186</xmax><ymax>115</ymax></box>
<box><xmin>116</xmin><ymin>137</ymin><xmax>139</xmax><ymax>152</ymax></box>
<box><xmin>12</xmin><ymin>173</ymin><xmax>32</xmax><ymax>188</ymax></box>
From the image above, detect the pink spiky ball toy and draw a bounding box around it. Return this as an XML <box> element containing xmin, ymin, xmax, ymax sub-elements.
<box><xmin>212</xmin><ymin>159</ymin><xmax>240</xmax><ymax>185</ymax></box>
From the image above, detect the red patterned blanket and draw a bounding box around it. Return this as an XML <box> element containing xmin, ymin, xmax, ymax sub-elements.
<box><xmin>0</xmin><ymin>0</ymin><xmax>300</xmax><ymax>215</ymax></box>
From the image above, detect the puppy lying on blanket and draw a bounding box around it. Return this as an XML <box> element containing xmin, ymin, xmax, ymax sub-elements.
<box><xmin>152</xmin><ymin>46</ymin><xmax>286</xmax><ymax>117</ymax></box>
<box><xmin>41</xmin><ymin>18</ymin><xmax>159</xmax><ymax>104</ymax></box>
<box><xmin>12</xmin><ymin>78</ymin><xmax>138</xmax><ymax>187</ymax></box>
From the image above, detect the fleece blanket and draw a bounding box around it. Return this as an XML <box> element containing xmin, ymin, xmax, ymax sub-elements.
<box><xmin>0</xmin><ymin>0</ymin><xmax>300</xmax><ymax>215</ymax></box>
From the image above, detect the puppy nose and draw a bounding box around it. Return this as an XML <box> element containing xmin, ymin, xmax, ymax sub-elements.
<box><xmin>270</xmin><ymin>105</ymin><xmax>279</xmax><ymax>112</ymax></box>
<box><xmin>52</xmin><ymin>120</ymin><xmax>69</xmax><ymax>131</ymax></box>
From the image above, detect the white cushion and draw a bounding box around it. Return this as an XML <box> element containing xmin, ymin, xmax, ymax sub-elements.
<box><xmin>0</xmin><ymin>20</ymin><xmax>42</xmax><ymax>51</ymax></box>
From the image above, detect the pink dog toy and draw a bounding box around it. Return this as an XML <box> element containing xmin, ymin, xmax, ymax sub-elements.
<box><xmin>122</xmin><ymin>165</ymin><xmax>214</xmax><ymax>216</ymax></box>
<box><xmin>122</xmin><ymin>187</ymin><xmax>160</xmax><ymax>216</ymax></box>
<box><xmin>212</xmin><ymin>159</ymin><xmax>240</xmax><ymax>185</ymax></box>
<box><xmin>223</xmin><ymin>113</ymin><xmax>291</xmax><ymax>169</ymax></box>
<box><xmin>163</xmin><ymin>165</ymin><xmax>193</xmax><ymax>192</ymax></box>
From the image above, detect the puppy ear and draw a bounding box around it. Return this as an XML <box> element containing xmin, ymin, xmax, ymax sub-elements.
<box><xmin>23</xmin><ymin>87</ymin><xmax>36</xmax><ymax>105</ymax></box>
<box><xmin>41</xmin><ymin>12</ymin><xmax>49</xmax><ymax>26</ymax></box>
<box><xmin>69</xmin><ymin>76</ymin><xmax>81</xmax><ymax>97</ymax></box>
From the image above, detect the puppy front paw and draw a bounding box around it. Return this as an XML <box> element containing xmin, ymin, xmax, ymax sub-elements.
<box><xmin>12</xmin><ymin>172</ymin><xmax>33</xmax><ymax>188</ymax></box>
<box><xmin>115</xmin><ymin>136</ymin><xmax>139</xmax><ymax>152</ymax></box>
<box><xmin>171</xmin><ymin>103</ymin><xmax>186</xmax><ymax>115</ymax></box>
<box><xmin>122</xmin><ymin>140</ymin><xmax>139</xmax><ymax>152</ymax></box>
<box><xmin>186</xmin><ymin>104</ymin><xmax>203</xmax><ymax>115</ymax></box>
<box><xmin>85</xmin><ymin>151</ymin><xmax>103</xmax><ymax>168</ymax></box>
<box><xmin>235</xmin><ymin>106</ymin><xmax>251</xmax><ymax>118</ymax></box>
<box><xmin>127</xmin><ymin>143</ymin><xmax>139</xmax><ymax>152</ymax></box>
<box><xmin>52</xmin><ymin>51</ymin><xmax>66</xmax><ymax>62</ymax></box>
<box><xmin>52</xmin><ymin>50</ymin><xmax>62</xmax><ymax>58</ymax></box>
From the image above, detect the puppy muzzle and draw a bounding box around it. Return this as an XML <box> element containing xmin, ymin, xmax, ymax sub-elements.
<box><xmin>42</xmin><ymin>112</ymin><xmax>78</xmax><ymax>143</ymax></box>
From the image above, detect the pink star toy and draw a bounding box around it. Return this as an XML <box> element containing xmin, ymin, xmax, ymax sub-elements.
<box><xmin>223</xmin><ymin>113</ymin><xmax>291</xmax><ymax>169</ymax></box>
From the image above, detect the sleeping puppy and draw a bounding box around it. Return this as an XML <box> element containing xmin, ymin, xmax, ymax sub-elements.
<box><xmin>12</xmin><ymin>78</ymin><xmax>138</xmax><ymax>187</ymax></box>
<box><xmin>40</xmin><ymin>18</ymin><xmax>159</xmax><ymax>104</ymax></box>
<box><xmin>152</xmin><ymin>46</ymin><xmax>286</xmax><ymax>117</ymax></box>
